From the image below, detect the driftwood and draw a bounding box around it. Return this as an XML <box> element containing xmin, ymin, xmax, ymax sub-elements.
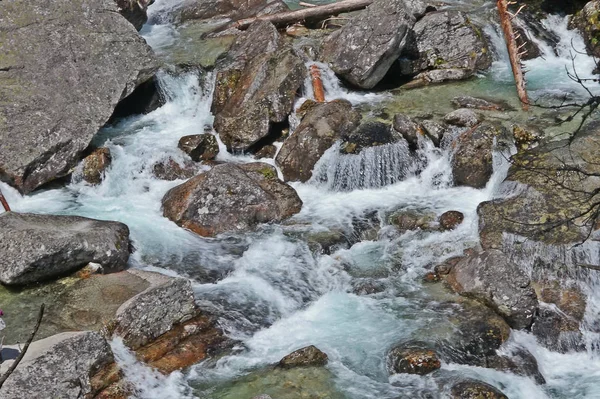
<box><xmin>497</xmin><ymin>0</ymin><xmax>529</xmax><ymax>110</ymax></box>
<box><xmin>0</xmin><ymin>304</ymin><xmax>45</xmax><ymax>389</ymax></box>
<box><xmin>310</xmin><ymin>64</ymin><xmax>326</xmax><ymax>102</ymax></box>
<box><xmin>0</xmin><ymin>189</ymin><xmax>10</xmax><ymax>212</ymax></box>
<box><xmin>233</xmin><ymin>0</ymin><xmax>373</xmax><ymax>30</ymax></box>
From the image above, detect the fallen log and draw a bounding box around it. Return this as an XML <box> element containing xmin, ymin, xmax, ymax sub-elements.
<box><xmin>232</xmin><ymin>0</ymin><xmax>373</xmax><ymax>30</ymax></box>
<box><xmin>310</xmin><ymin>64</ymin><xmax>326</xmax><ymax>102</ymax></box>
<box><xmin>497</xmin><ymin>0</ymin><xmax>529</xmax><ymax>110</ymax></box>
<box><xmin>0</xmin><ymin>188</ymin><xmax>10</xmax><ymax>212</ymax></box>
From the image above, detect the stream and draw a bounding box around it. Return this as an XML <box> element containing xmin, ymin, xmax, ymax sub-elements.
<box><xmin>2</xmin><ymin>0</ymin><xmax>600</xmax><ymax>398</ymax></box>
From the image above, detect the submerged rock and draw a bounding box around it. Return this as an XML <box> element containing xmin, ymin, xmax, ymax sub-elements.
<box><xmin>387</xmin><ymin>343</ymin><xmax>441</xmax><ymax>375</ymax></box>
<box><xmin>444</xmin><ymin>109</ymin><xmax>482</xmax><ymax>128</ymax></box>
<box><xmin>321</xmin><ymin>0</ymin><xmax>416</xmax><ymax>89</ymax></box>
<box><xmin>388</xmin><ymin>209</ymin><xmax>437</xmax><ymax>233</ymax></box>
<box><xmin>162</xmin><ymin>162</ymin><xmax>302</xmax><ymax>237</ymax></box>
<box><xmin>450</xmin><ymin>380</ymin><xmax>508</xmax><ymax>399</ymax></box>
<box><xmin>152</xmin><ymin>158</ymin><xmax>199</xmax><ymax>181</ymax></box>
<box><xmin>0</xmin><ymin>213</ymin><xmax>130</xmax><ymax>285</ymax></box>
<box><xmin>451</xmin><ymin>123</ymin><xmax>501</xmax><ymax>189</ymax></box>
<box><xmin>81</xmin><ymin>148</ymin><xmax>112</xmax><ymax>185</ymax></box>
<box><xmin>451</xmin><ymin>96</ymin><xmax>508</xmax><ymax>111</ymax></box>
<box><xmin>341</xmin><ymin>121</ymin><xmax>405</xmax><ymax>154</ymax></box>
<box><xmin>276</xmin><ymin>100</ymin><xmax>361</xmax><ymax>182</ymax></box>
<box><xmin>0</xmin><ymin>0</ymin><xmax>158</xmax><ymax>194</ymax></box>
<box><xmin>439</xmin><ymin>211</ymin><xmax>464</xmax><ymax>231</ymax></box>
<box><xmin>178</xmin><ymin>134</ymin><xmax>219</xmax><ymax>161</ymax></box>
<box><xmin>279</xmin><ymin>345</ymin><xmax>329</xmax><ymax>368</ymax></box>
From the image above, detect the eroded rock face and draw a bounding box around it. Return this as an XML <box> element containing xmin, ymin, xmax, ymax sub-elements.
<box><xmin>0</xmin><ymin>0</ymin><xmax>158</xmax><ymax>194</ymax></box>
<box><xmin>0</xmin><ymin>213</ymin><xmax>130</xmax><ymax>285</ymax></box>
<box><xmin>400</xmin><ymin>11</ymin><xmax>491</xmax><ymax>81</ymax></box>
<box><xmin>279</xmin><ymin>345</ymin><xmax>329</xmax><ymax>368</ymax></box>
<box><xmin>446</xmin><ymin>250</ymin><xmax>538</xmax><ymax>330</ymax></box>
<box><xmin>162</xmin><ymin>163</ymin><xmax>302</xmax><ymax>237</ymax></box>
<box><xmin>276</xmin><ymin>100</ymin><xmax>362</xmax><ymax>182</ymax></box>
<box><xmin>451</xmin><ymin>123</ymin><xmax>501</xmax><ymax>189</ymax></box>
<box><xmin>321</xmin><ymin>0</ymin><xmax>416</xmax><ymax>89</ymax></box>
<box><xmin>0</xmin><ymin>332</ymin><xmax>114</xmax><ymax>399</ymax></box>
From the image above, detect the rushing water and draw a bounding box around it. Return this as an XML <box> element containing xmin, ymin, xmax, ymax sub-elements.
<box><xmin>2</xmin><ymin>1</ymin><xmax>600</xmax><ymax>398</ymax></box>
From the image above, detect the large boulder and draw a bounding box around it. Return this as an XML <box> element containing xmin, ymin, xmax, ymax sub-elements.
<box><xmin>570</xmin><ymin>1</ymin><xmax>600</xmax><ymax>58</ymax></box>
<box><xmin>446</xmin><ymin>250</ymin><xmax>538</xmax><ymax>330</ymax></box>
<box><xmin>0</xmin><ymin>331</ymin><xmax>114</xmax><ymax>399</ymax></box>
<box><xmin>0</xmin><ymin>213</ymin><xmax>130</xmax><ymax>285</ymax></box>
<box><xmin>276</xmin><ymin>100</ymin><xmax>362</xmax><ymax>182</ymax></box>
<box><xmin>340</xmin><ymin>121</ymin><xmax>405</xmax><ymax>154</ymax></box>
<box><xmin>172</xmin><ymin>0</ymin><xmax>288</xmax><ymax>24</ymax></box>
<box><xmin>0</xmin><ymin>0</ymin><xmax>158</xmax><ymax>194</ymax></box>
<box><xmin>400</xmin><ymin>11</ymin><xmax>491</xmax><ymax>82</ymax></box>
<box><xmin>321</xmin><ymin>0</ymin><xmax>416</xmax><ymax>89</ymax></box>
<box><xmin>162</xmin><ymin>162</ymin><xmax>302</xmax><ymax>237</ymax></box>
<box><xmin>212</xmin><ymin>21</ymin><xmax>306</xmax><ymax>152</ymax></box>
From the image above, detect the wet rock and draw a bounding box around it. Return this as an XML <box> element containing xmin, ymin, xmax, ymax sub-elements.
<box><xmin>212</xmin><ymin>21</ymin><xmax>306</xmax><ymax>152</ymax></box>
<box><xmin>152</xmin><ymin>158</ymin><xmax>199</xmax><ymax>181</ymax></box>
<box><xmin>522</xmin><ymin>0</ymin><xmax>588</xmax><ymax>15</ymax></box>
<box><xmin>408</xmin><ymin>68</ymin><xmax>473</xmax><ymax>86</ymax></box>
<box><xmin>0</xmin><ymin>212</ymin><xmax>130</xmax><ymax>285</ymax></box>
<box><xmin>173</xmin><ymin>0</ymin><xmax>288</xmax><ymax>24</ymax></box>
<box><xmin>307</xmin><ymin>229</ymin><xmax>349</xmax><ymax>255</ymax></box>
<box><xmin>419</xmin><ymin>119</ymin><xmax>447</xmax><ymax>147</ymax></box>
<box><xmin>254</xmin><ymin>145</ymin><xmax>278</xmax><ymax>159</ymax></box>
<box><xmin>513</xmin><ymin>124</ymin><xmax>543</xmax><ymax>151</ymax></box>
<box><xmin>351</xmin><ymin>278</ymin><xmax>386</xmax><ymax>295</ymax></box>
<box><xmin>400</xmin><ymin>11</ymin><xmax>491</xmax><ymax>81</ymax></box>
<box><xmin>487</xmin><ymin>348</ymin><xmax>546</xmax><ymax>384</ymax></box>
<box><xmin>439</xmin><ymin>211</ymin><xmax>464</xmax><ymax>231</ymax></box>
<box><xmin>350</xmin><ymin>211</ymin><xmax>382</xmax><ymax>242</ymax></box>
<box><xmin>444</xmin><ymin>109</ymin><xmax>482</xmax><ymax>128</ymax></box>
<box><xmin>451</xmin><ymin>123</ymin><xmax>501</xmax><ymax>189</ymax></box>
<box><xmin>570</xmin><ymin>1</ymin><xmax>600</xmax><ymax>58</ymax></box>
<box><xmin>279</xmin><ymin>345</ymin><xmax>328</xmax><ymax>368</ymax></box>
<box><xmin>0</xmin><ymin>332</ymin><xmax>114</xmax><ymax>399</ymax></box>
<box><xmin>388</xmin><ymin>209</ymin><xmax>437</xmax><ymax>233</ymax></box>
<box><xmin>321</xmin><ymin>0</ymin><xmax>416</xmax><ymax>89</ymax></box>
<box><xmin>0</xmin><ymin>0</ymin><xmax>158</xmax><ymax>194</ymax></box>
<box><xmin>387</xmin><ymin>342</ymin><xmax>441</xmax><ymax>375</ymax></box>
<box><xmin>450</xmin><ymin>380</ymin><xmax>508</xmax><ymax>399</ymax></box>
<box><xmin>162</xmin><ymin>162</ymin><xmax>302</xmax><ymax>237</ymax></box>
<box><xmin>514</xmin><ymin>24</ymin><xmax>542</xmax><ymax>60</ymax></box>
<box><xmin>446</xmin><ymin>250</ymin><xmax>538</xmax><ymax>330</ymax></box>
<box><xmin>341</xmin><ymin>121</ymin><xmax>405</xmax><ymax>154</ymax></box>
<box><xmin>178</xmin><ymin>134</ymin><xmax>219</xmax><ymax>161</ymax></box>
<box><xmin>82</xmin><ymin>148</ymin><xmax>112</xmax><ymax>185</ymax></box>
<box><xmin>116</xmin><ymin>0</ymin><xmax>154</xmax><ymax>30</ymax></box>
<box><xmin>452</xmin><ymin>96</ymin><xmax>508</xmax><ymax>111</ymax></box>
<box><xmin>276</xmin><ymin>100</ymin><xmax>361</xmax><ymax>182</ymax></box>
<box><xmin>253</xmin><ymin>396</ymin><xmax>273</xmax><ymax>399</ymax></box>
<box><xmin>434</xmin><ymin>256</ymin><xmax>465</xmax><ymax>276</ymax></box>
<box><xmin>392</xmin><ymin>113</ymin><xmax>424</xmax><ymax>149</ymax></box>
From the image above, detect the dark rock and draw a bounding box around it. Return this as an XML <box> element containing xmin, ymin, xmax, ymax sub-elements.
<box><xmin>152</xmin><ymin>158</ymin><xmax>199</xmax><ymax>181</ymax></box>
<box><xmin>178</xmin><ymin>134</ymin><xmax>219</xmax><ymax>161</ymax></box>
<box><xmin>392</xmin><ymin>113</ymin><xmax>424</xmax><ymax>149</ymax></box>
<box><xmin>0</xmin><ymin>212</ymin><xmax>130</xmax><ymax>285</ymax></box>
<box><xmin>321</xmin><ymin>0</ymin><xmax>416</xmax><ymax>89</ymax></box>
<box><xmin>487</xmin><ymin>348</ymin><xmax>546</xmax><ymax>384</ymax></box>
<box><xmin>446</xmin><ymin>250</ymin><xmax>538</xmax><ymax>330</ymax></box>
<box><xmin>400</xmin><ymin>11</ymin><xmax>491</xmax><ymax>81</ymax></box>
<box><xmin>351</xmin><ymin>278</ymin><xmax>386</xmax><ymax>295</ymax></box>
<box><xmin>522</xmin><ymin>0</ymin><xmax>588</xmax><ymax>16</ymax></box>
<box><xmin>173</xmin><ymin>0</ymin><xmax>288</xmax><ymax>24</ymax></box>
<box><xmin>387</xmin><ymin>342</ymin><xmax>441</xmax><ymax>375</ymax></box>
<box><xmin>162</xmin><ymin>163</ymin><xmax>302</xmax><ymax>237</ymax></box>
<box><xmin>254</xmin><ymin>145</ymin><xmax>277</xmax><ymax>159</ymax></box>
<box><xmin>451</xmin><ymin>96</ymin><xmax>508</xmax><ymax>111</ymax></box>
<box><xmin>276</xmin><ymin>100</ymin><xmax>361</xmax><ymax>182</ymax></box>
<box><xmin>439</xmin><ymin>211</ymin><xmax>464</xmax><ymax>231</ymax></box>
<box><xmin>109</xmin><ymin>76</ymin><xmax>164</xmax><ymax>120</ymax></box>
<box><xmin>0</xmin><ymin>0</ymin><xmax>158</xmax><ymax>194</ymax></box>
<box><xmin>452</xmin><ymin>123</ymin><xmax>501</xmax><ymax>189</ymax></box>
<box><xmin>116</xmin><ymin>0</ymin><xmax>154</xmax><ymax>30</ymax></box>
<box><xmin>388</xmin><ymin>209</ymin><xmax>437</xmax><ymax>233</ymax></box>
<box><xmin>279</xmin><ymin>345</ymin><xmax>328</xmax><ymax>368</ymax></box>
<box><xmin>514</xmin><ymin>23</ymin><xmax>542</xmax><ymax>60</ymax></box>
<box><xmin>82</xmin><ymin>148</ymin><xmax>112</xmax><ymax>185</ymax></box>
<box><xmin>450</xmin><ymin>380</ymin><xmax>508</xmax><ymax>399</ymax></box>
<box><xmin>444</xmin><ymin>109</ymin><xmax>482</xmax><ymax>128</ymax></box>
<box><xmin>341</xmin><ymin>121</ymin><xmax>405</xmax><ymax>154</ymax></box>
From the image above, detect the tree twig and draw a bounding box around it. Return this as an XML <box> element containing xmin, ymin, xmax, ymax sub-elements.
<box><xmin>0</xmin><ymin>188</ymin><xmax>10</xmax><ymax>212</ymax></box>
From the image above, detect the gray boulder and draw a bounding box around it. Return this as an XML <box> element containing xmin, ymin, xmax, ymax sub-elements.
<box><xmin>0</xmin><ymin>212</ymin><xmax>130</xmax><ymax>285</ymax></box>
<box><xmin>444</xmin><ymin>109</ymin><xmax>482</xmax><ymax>128</ymax></box>
<box><xmin>451</xmin><ymin>123</ymin><xmax>502</xmax><ymax>188</ymax></box>
<box><xmin>392</xmin><ymin>113</ymin><xmax>424</xmax><ymax>149</ymax></box>
<box><xmin>0</xmin><ymin>331</ymin><xmax>114</xmax><ymax>399</ymax></box>
<box><xmin>569</xmin><ymin>1</ymin><xmax>600</xmax><ymax>58</ymax></box>
<box><xmin>113</xmin><ymin>269</ymin><xmax>196</xmax><ymax>349</ymax></box>
<box><xmin>212</xmin><ymin>21</ymin><xmax>306</xmax><ymax>152</ymax></box>
<box><xmin>341</xmin><ymin>121</ymin><xmax>405</xmax><ymax>154</ymax></box>
<box><xmin>321</xmin><ymin>0</ymin><xmax>416</xmax><ymax>89</ymax></box>
<box><xmin>400</xmin><ymin>11</ymin><xmax>491</xmax><ymax>81</ymax></box>
<box><xmin>276</xmin><ymin>100</ymin><xmax>362</xmax><ymax>182</ymax></box>
<box><xmin>0</xmin><ymin>0</ymin><xmax>158</xmax><ymax>194</ymax></box>
<box><xmin>162</xmin><ymin>162</ymin><xmax>302</xmax><ymax>237</ymax></box>
<box><xmin>173</xmin><ymin>0</ymin><xmax>288</xmax><ymax>24</ymax></box>
<box><xmin>446</xmin><ymin>250</ymin><xmax>538</xmax><ymax>330</ymax></box>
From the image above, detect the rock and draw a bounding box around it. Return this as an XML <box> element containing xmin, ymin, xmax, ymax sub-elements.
<box><xmin>450</xmin><ymin>380</ymin><xmax>508</xmax><ymax>399</ymax></box>
<box><xmin>81</xmin><ymin>148</ymin><xmax>112</xmax><ymax>185</ymax></box>
<box><xmin>152</xmin><ymin>158</ymin><xmax>199</xmax><ymax>181</ymax></box>
<box><xmin>409</xmin><ymin>68</ymin><xmax>473</xmax><ymax>86</ymax></box>
<box><xmin>400</xmin><ymin>11</ymin><xmax>491</xmax><ymax>81</ymax></box>
<box><xmin>0</xmin><ymin>0</ymin><xmax>158</xmax><ymax>194</ymax></box>
<box><xmin>162</xmin><ymin>162</ymin><xmax>302</xmax><ymax>237</ymax></box>
<box><xmin>321</xmin><ymin>0</ymin><xmax>416</xmax><ymax>89</ymax></box>
<box><xmin>341</xmin><ymin>121</ymin><xmax>405</xmax><ymax>154</ymax></box>
<box><xmin>513</xmin><ymin>124</ymin><xmax>543</xmax><ymax>151</ymax></box>
<box><xmin>212</xmin><ymin>21</ymin><xmax>306</xmax><ymax>152</ymax></box>
<box><xmin>392</xmin><ymin>113</ymin><xmax>424</xmax><ymax>149</ymax></box>
<box><xmin>109</xmin><ymin>75</ymin><xmax>164</xmax><ymax>121</ymax></box>
<box><xmin>173</xmin><ymin>0</ymin><xmax>288</xmax><ymax>24</ymax></box>
<box><xmin>446</xmin><ymin>250</ymin><xmax>538</xmax><ymax>330</ymax></box>
<box><xmin>351</xmin><ymin>278</ymin><xmax>386</xmax><ymax>295</ymax></box>
<box><xmin>387</xmin><ymin>343</ymin><xmax>441</xmax><ymax>375</ymax></box>
<box><xmin>0</xmin><ymin>332</ymin><xmax>114</xmax><ymax>399</ymax></box>
<box><xmin>253</xmin><ymin>396</ymin><xmax>273</xmax><ymax>399</ymax></box>
<box><xmin>112</xmin><ymin>270</ymin><xmax>196</xmax><ymax>349</ymax></box>
<box><xmin>514</xmin><ymin>24</ymin><xmax>542</xmax><ymax>60</ymax></box>
<box><xmin>279</xmin><ymin>345</ymin><xmax>328</xmax><ymax>368</ymax></box>
<box><xmin>451</xmin><ymin>123</ymin><xmax>501</xmax><ymax>189</ymax></box>
<box><xmin>0</xmin><ymin>213</ymin><xmax>130</xmax><ymax>285</ymax></box>
<box><xmin>434</xmin><ymin>256</ymin><xmax>465</xmax><ymax>276</ymax></box>
<box><xmin>452</xmin><ymin>96</ymin><xmax>508</xmax><ymax>111</ymax></box>
<box><xmin>419</xmin><ymin>119</ymin><xmax>447</xmax><ymax>147</ymax></box>
<box><xmin>276</xmin><ymin>100</ymin><xmax>361</xmax><ymax>182</ymax></box>
<box><xmin>570</xmin><ymin>1</ymin><xmax>600</xmax><ymax>59</ymax></box>
<box><xmin>486</xmin><ymin>348</ymin><xmax>546</xmax><ymax>384</ymax></box>
<box><xmin>178</xmin><ymin>134</ymin><xmax>219</xmax><ymax>161</ymax></box>
<box><xmin>388</xmin><ymin>209</ymin><xmax>437</xmax><ymax>233</ymax></box>
<box><xmin>306</xmin><ymin>229</ymin><xmax>349</xmax><ymax>255</ymax></box>
<box><xmin>254</xmin><ymin>144</ymin><xmax>277</xmax><ymax>159</ymax></box>
<box><xmin>439</xmin><ymin>211</ymin><xmax>464</xmax><ymax>231</ymax></box>
<box><xmin>116</xmin><ymin>0</ymin><xmax>154</xmax><ymax>30</ymax></box>
<box><xmin>444</xmin><ymin>109</ymin><xmax>482</xmax><ymax>128</ymax></box>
